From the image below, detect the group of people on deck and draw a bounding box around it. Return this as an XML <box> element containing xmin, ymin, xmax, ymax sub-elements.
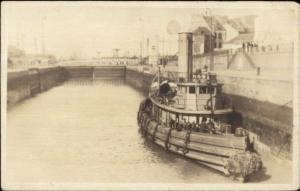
<box><xmin>168</xmin><ymin>117</ymin><xmax>223</xmax><ymax>134</ymax></box>
<box><xmin>192</xmin><ymin>65</ymin><xmax>209</xmax><ymax>83</ymax></box>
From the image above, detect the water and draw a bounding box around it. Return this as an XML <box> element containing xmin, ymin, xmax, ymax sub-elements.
<box><xmin>6</xmin><ymin>80</ymin><xmax>285</xmax><ymax>186</ymax></box>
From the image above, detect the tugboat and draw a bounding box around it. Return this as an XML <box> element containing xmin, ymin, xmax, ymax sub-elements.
<box><xmin>137</xmin><ymin>32</ymin><xmax>263</xmax><ymax>182</ymax></box>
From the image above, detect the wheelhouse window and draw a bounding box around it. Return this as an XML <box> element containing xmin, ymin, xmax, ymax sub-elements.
<box><xmin>199</xmin><ymin>87</ymin><xmax>207</xmax><ymax>94</ymax></box>
<box><xmin>189</xmin><ymin>86</ymin><xmax>196</xmax><ymax>94</ymax></box>
<box><xmin>217</xmin><ymin>86</ymin><xmax>222</xmax><ymax>94</ymax></box>
<box><xmin>208</xmin><ymin>87</ymin><xmax>215</xmax><ymax>94</ymax></box>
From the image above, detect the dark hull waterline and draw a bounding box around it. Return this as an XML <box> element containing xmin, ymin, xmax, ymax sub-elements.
<box><xmin>137</xmin><ymin>99</ymin><xmax>263</xmax><ymax>182</ymax></box>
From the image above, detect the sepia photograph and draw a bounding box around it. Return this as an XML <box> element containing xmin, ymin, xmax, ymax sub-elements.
<box><xmin>1</xmin><ymin>1</ymin><xmax>299</xmax><ymax>190</ymax></box>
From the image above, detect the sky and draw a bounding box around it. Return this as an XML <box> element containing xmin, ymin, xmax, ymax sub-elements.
<box><xmin>2</xmin><ymin>1</ymin><xmax>297</xmax><ymax>59</ymax></box>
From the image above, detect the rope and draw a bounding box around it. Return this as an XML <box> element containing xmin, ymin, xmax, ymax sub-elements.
<box><xmin>183</xmin><ymin>129</ymin><xmax>191</xmax><ymax>155</ymax></box>
<box><xmin>142</xmin><ymin>117</ymin><xmax>149</xmax><ymax>137</ymax></box>
<box><xmin>139</xmin><ymin>113</ymin><xmax>145</xmax><ymax>134</ymax></box>
<box><xmin>164</xmin><ymin>128</ymin><xmax>173</xmax><ymax>151</ymax></box>
<box><xmin>144</xmin><ymin>118</ymin><xmax>152</xmax><ymax>138</ymax></box>
<box><xmin>229</xmin><ymin>138</ymin><xmax>237</xmax><ymax>152</ymax></box>
<box><xmin>152</xmin><ymin>123</ymin><xmax>159</xmax><ymax>141</ymax></box>
<box><xmin>137</xmin><ymin>111</ymin><xmax>141</xmax><ymax>125</ymax></box>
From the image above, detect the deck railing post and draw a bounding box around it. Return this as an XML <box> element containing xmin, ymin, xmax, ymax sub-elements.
<box><xmin>92</xmin><ymin>66</ymin><xmax>95</xmax><ymax>81</ymax></box>
<box><xmin>124</xmin><ymin>66</ymin><xmax>127</xmax><ymax>83</ymax></box>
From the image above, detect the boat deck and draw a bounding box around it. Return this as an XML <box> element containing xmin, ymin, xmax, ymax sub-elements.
<box><xmin>150</xmin><ymin>96</ymin><xmax>232</xmax><ymax>115</ymax></box>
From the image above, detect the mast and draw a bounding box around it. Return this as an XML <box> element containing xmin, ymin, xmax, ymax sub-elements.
<box><xmin>209</xmin><ymin>74</ymin><xmax>214</xmax><ymax>121</ymax></box>
<box><xmin>139</xmin><ymin>18</ymin><xmax>144</xmax><ymax>65</ymax></box>
<box><xmin>178</xmin><ymin>32</ymin><xmax>193</xmax><ymax>82</ymax></box>
<box><xmin>162</xmin><ymin>37</ymin><xmax>165</xmax><ymax>67</ymax></box>
<box><xmin>207</xmin><ymin>9</ymin><xmax>214</xmax><ymax>121</ymax></box>
<box><xmin>41</xmin><ymin>16</ymin><xmax>46</xmax><ymax>55</ymax></box>
<box><xmin>209</xmin><ymin>9</ymin><xmax>214</xmax><ymax>71</ymax></box>
<box><xmin>158</xmin><ymin>66</ymin><xmax>161</xmax><ymax>84</ymax></box>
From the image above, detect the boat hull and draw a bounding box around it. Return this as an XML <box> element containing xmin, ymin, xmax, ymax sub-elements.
<box><xmin>137</xmin><ymin>100</ymin><xmax>263</xmax><ymax>182</ymax></box>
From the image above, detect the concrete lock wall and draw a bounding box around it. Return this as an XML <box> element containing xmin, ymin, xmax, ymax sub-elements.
<box><xmin>7</xmin><ymin>67</ymin><xmax>67</xmax><ymax>108</ymax></box>
<box><xmin>193</xmin><ymin>49</ymin><xmax>294</xmax><ymax>74</ymax></box>
<box><xmin>217</xmin><ymin>74</ymin><xmax>293</xmax><ymax>159</ymax></box>
<box><xmin>7</xmin><ymin>66</ymin><xmax>127</xmax><ymax>108</ymax></box>
<box><xmin>7</xmin><ymin>70</ymin><xmax>31</xmax><ymax>107</ymax></box>
<box><xmin>63</xmin><ymin>66</ymin><xmax>126</xmax><ymax>80</ymax></box>
<box><xmin>191</xmin><ymin>49</ymin><xmax>294</xmax><ymax>159</ymax></box>
<box><xmin>126</xmin><ymin>69</ymin><xmax>154</xmax><ymax>95</ymax></box>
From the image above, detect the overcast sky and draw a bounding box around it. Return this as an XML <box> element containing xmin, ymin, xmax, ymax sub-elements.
<box><xmin>2</xmin><ymin>1</ymin><xmax>297</xmax><ymax>58</ymax></box>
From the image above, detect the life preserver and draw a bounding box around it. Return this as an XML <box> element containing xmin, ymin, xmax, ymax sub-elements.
<box><xmin>141</xmin><ymin>116</ymin><xmax>150</xmax><ymax>137</ymax></box>
<box><xmin>144</xmin><ymin>118</ymin><xmax>152</xmax><ymax>138</ymax></box>
<box><xmin>137</xmin><ymin>111</ymin><xmax>141</xmax><ymax>124</ymax></box>
<box><xmin>140</xmin><ymin>113</ymin><xmax>144</xmax><ymax>124</ymax></box>
<box><xmin>139</xmin><ymin>100</ymin><xmax>145</xmax><ymax>112</ymax></box>
<box><xmin>140</xmin><ymin>114</ymin><xmax>147</xmax><ymax>134</ymax></box>
<box><xmin>152</xmin><ymin>123</ymin><xmax>159</xmax><ymax>141</ymax></box>
<box><xmin>142</xmin><ymin>116</ymin><xmax>149</xmax><ymax>129</ymax></box>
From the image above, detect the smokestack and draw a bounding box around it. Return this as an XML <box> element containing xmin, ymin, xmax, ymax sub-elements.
<box><xmin>178</xmin><ymin>32</ymin><xmax>193</xmax><ymax>82</ymax></box>
<box><xmin>146</xmin><ymin>38</ymin><xmax>149</xmax><ymax>58</ymax></box>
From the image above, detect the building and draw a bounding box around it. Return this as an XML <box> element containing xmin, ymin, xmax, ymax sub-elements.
<box><xmin>97</xmin><ymin>56</ymin><xmax>139</xmax><ymax>65</ymax></box>
<box><xmin>7</xmin><ymin>45</ymin><xmax>25</xmax><ymax>68</ymax></box>
<box><xmin>8</xmin><ymin>45</ymin><xmax>57</xmax><ymax>69</ymax></box>
<box><xmin>8</xmin><ymin>54</ymin><xmax>57</xmax><ymax>69</ymax></box>
<box><xmin>148</xmin><ymin>45</ymin><xmax>160</xmax><ymax>66</ymax></box>
<box><xmin>192</xmin><ymin>26</ymin><xmax>214</xmax><ymax>55</ymax></box>
<box><xmin>190</xmin><ymin>15</ymin><xmax>228</xmax><ymax>56</ymax></box>
<box><xmin>203</xmin><ymin>16</ymin><xmax>226</xmax><ymax>49</ymax></box>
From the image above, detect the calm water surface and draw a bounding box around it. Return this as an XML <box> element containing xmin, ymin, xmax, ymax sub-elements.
<box><xmin>6</xmin><ymin>80</ymin><xmax>240</xmax><ymax>184</ymax></box>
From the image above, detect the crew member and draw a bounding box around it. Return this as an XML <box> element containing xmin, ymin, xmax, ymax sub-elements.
<box><xmin>177</xmin><ymin>118</ymin><xmax>184</xmax><ymax>131</ymax></box>
<box><xmin>200</xmin><ymin>118</ymin><xmax>207</xmax><ymax>133</ymax></box>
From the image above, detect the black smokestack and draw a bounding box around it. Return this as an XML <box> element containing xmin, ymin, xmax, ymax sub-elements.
<box><xmin>178</xmin><ymin>32</ymin><xmax>193</xmax><ymax>82</ymax></box>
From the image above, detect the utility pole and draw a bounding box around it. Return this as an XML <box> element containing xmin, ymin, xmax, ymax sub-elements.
<box><xmin>97</xmin><ymin>51</ymin><xmax>101</xmax><ymax>59</ymax></box>
<box><xmin>142</xmin><ymin>20</ymin><xmax>144</xmax><ymax>58</ymax></box>
<box><xmin>205</xmin><ymin>8</ymin><xmax>214</xmax><ymax>71</ymax></box>
<box><xmin>17</xmin><ymin>33</ymin><xmax>25</xmax><ymax>53</ymax></box>
<box><xmin>41</xmin><ymin>16</ymin><xmax>46</xmax><ymax>55</ymax></box>
<box><xmin>34</xmin><ymin>37</ymin><xmax>38</xmax><ymax>54</ymax></box>
<box><xmin>139</xmin><ymin>18</ymin><xmax>144</xmax><ymax>64</ymax></box>
<box><xmin>162</xmin><ymin>38</ymin><xmax>165</xmax><ymax>58</ymax></box>
<box><xmin>140</xmin><ymin>42</ymin><xmax>143</xmax><ymax>64</ymax></box>
<box><xmin>161</xmin><ymin>38</ymin><xmax>166</xmax><ymax>68</ymax></box>
<box><xmin>113</xmin><ymin>48</ymin><xmax>120</xmax><ymax>57</ymax></box>
<box><xmin>146</xmin><ymin>38</ymin><xmax>149</xmax><ymax>64</ymax></box>
<box><xmin>205</xmin><ymin>8</ymin><xmax>214</xmax><ymax>121</ymax></box>
<box><xmin>16</xmin><ymin>33</ymin><xmax>20</xmax><ymax>49</ymax></box>
<box><xmin>113</xmin><ymin>48</ymin><xmax>120</xmax><ymax>64</ymax></box>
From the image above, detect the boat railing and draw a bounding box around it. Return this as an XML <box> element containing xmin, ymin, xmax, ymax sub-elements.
<box><xmin>158</xmin><ymin>71</ymin><xmax>216</xmax><ymax>84</ymax></box>
<box><xmin>151</xmin><ymin>93</ymin><xmax>231</xmax><ymax>111</ymax></box>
